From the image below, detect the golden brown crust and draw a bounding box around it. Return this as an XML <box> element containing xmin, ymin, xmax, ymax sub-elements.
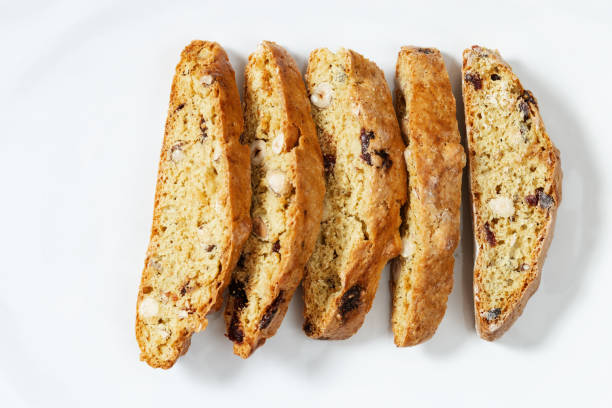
<box><xmin>462</xmin><ymin>45</ymin><xmax>562</xmax><ymax>340</ymax></box>
<box><xmin>303</xmin><ymin>48</ymin><xmax>407</xmax><ymax>339</ymax></box>
<box><xmin>135</xmin><ymin>41</ymin><xmax>250</xmax><ymax>368</ymax></box>
<box><xmin>391</xmin><ymin>47</ymin><xmax>466</xmax><ymax>346</ymax></box>
<box><xmin>224</xmin><ymin>42</ymin><xmax>325</xmax><ymax>357</ymax></box>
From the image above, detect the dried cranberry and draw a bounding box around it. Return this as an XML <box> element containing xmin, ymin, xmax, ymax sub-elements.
<box><xmin>228</xmin><ymin>279</ymin><xmax>248</xmax><ymax>310</ymax></box>
<box><xmin>525</xmin><ymin>194</ymin><xmax>538</xmax><ymax>206</ymax></box>
<box><xmin>176</xmin><ymin>103</ymin><xmax>185</xmax><ymax>111</ymax></box>
<box><xmin>360</xmin><ymin>129</ymin><xmax>375</xmax><ymax>165</ymax></box>
<box><xmin>227</xmin><ymin>313</ymin><xmax>244</xmax><ymax>343</ymax></box>
<box><xmin>465</xmin><ymin>72</ymin><xmax>483</xmax><ymax>90</ymax></box>
<box><xmin>323</xmin><ymin>154</ymin><xmax>336</xmax><ymax>174</ymax></box>
<box><xmin>519</xmin><ymin>100</ymin><xmax>530</xmax><ymax>120</ymax></box>
<box><xmin>272</xmin><ymin>240</ymin><xmax>280</xmax><ymax>253</ymax></box>
<box><xmin>180</xmin><ymin>282</ymin><xmax>189</xmax><ymax>296</ymax></box>
<box><xmin>259</xmin><ymin>291</ymin><xmax>284</xmax><ymax>329</ymax></box>
<box><xmin>484</xmin><ymin>222</ymin><xmax>496</xmax><ymax>246</ymax></box>
<box><xmin>206</xmin><ymin>244</ymin><xmax>216</xmax><ymax>252</ymax></box>
<box><xmin>491</xmin><ymin>74</ymin><xmax>501</xmax><ymax>81</ymax></box>
<box><xmin>417</xmin><ymin>48</ymin><xmax>433</xmax><ymax>54</ymax></box>
<box><xmin>339</xmin><ymin>284</ymin><xmax>363</xmax><ymax>318</ymax></box>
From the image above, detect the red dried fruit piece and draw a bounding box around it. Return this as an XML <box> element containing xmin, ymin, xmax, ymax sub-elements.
<box><xmin>483</xmin><ymin>222</ymin><xmax>496</xmax><ymax>246</ymax></box>
<box><xmin>272</xmin><ymin>240</ymin><xmax>280</xmax><ymax>253</ymax></box>
<box><xmin>259</xmin><ymin>291</ymin><xmax>284</xmax><ymax>330</ymax></box>
<box><xmin>417</xmin><ymin>48</ymin><xmax>433</xmax><ymax>54</ymax></box>
<box><xmin>338</xmin><ymin>284</ymin><xmax>363</xmax><ymax>318</ymax></box>
<box><xmin>525</xmin><ymin>194</ymin><xmax>538</xmax><ymax>206</ymax></box>
<box><xmin>227</xmin><ymin>313</ymin><xmax>244</xmax><ymax>343</ymax></box>
<box><xmin>323</xmin><ymin>154</ymin><xmax>336</xmax><ymax>174</ymax></box>
<box><xmin>518</xmin><ymin>100</ymin><xmax>530</xmax><ymax>120</ymax></box>
<box><xmin>359</xmin><ymin>128</ymin><xmax>375</xmax><ymax>165</ymax></box>
<box><xmin>228</xmin><ymin>279</ymin><xmax>248</xmax><ymax>310</ymax></box>
<box><xmin>465</xmin><ymin>72</ymin><xmax>483</xmax><ymax>90</ymax></box>
<box><xmin>491</xmin><ymin>74</ymin><xmax>501</xmax><ymax>81</ymax></box>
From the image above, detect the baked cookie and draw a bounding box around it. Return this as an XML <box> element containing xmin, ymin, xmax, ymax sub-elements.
<box><xmin>391</xmin><ymin>46</ymin><xmax>466</xmax><ymax>346</ymax></box>
<box><xmin>135</xmin><ymin>41</ymin><xmax>251</xmax><ymax>368</ymax></box>
<box><xmin>303</xmin><ymin>48</ymin><xmax>407</xmax><ymax>339</ymax></box>
<box><xmin>224</xmin><ymin>41</ymin><xmax>325</xmax><ymax>358</ymax></box>
<box><xmin>462</xmin><ymin>45</ymin><xmax>562</xmax><ymax>341</ymax></box>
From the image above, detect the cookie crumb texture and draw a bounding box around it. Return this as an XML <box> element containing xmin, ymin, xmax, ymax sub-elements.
<box><xmin>463</xmin><ymin>46</ymin><xmax>562</xmax><ymax>340</ymax></box>
<box><xmin>135</xmin><ymin>41</ymin><xmax>250</xmax><ymax>368</ymax></box>
<box><xmin>224</xmin><ymin>42</ymin><xmax>324</xmax><ymax>358</ymax></box>
<box><xmin>303</xmin><ymin>48</ymin><xmax>407</xmax><ymax>339</ymax></box>
<box><xmin>391</xmin><ymin>47</ymin><xmax>466</xmax><ymax>347</ymax></box>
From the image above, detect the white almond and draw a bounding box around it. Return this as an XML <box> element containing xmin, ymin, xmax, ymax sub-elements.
<box><xmin>271</xmin><ymin>132</ymin><xmax>285</xmax><ymax>154</ymax></box>
<box><xmin>310</xmin><ymin>82</ymin><xmax>333</xmax><ymax>108</ymax></box>
<box><xmin>171</xmin><ymin>145</ymin><xmax>184</xmax><ymax>162</ymax></box>
<box><xmin>489</xmin><ymin>196</ymin><xmax>515</xmax><ymax>218</ymax></box>
<box><xmin>267</xmin><ymin>170</ymin><xmax>290</xmax><ymax>195</ymax></box>
<box><xmin>200</xmin><ymin>74</ymin><xmax>214</xmax><ymax>85</ymax></box>
<box><xmin>250</xmin><ymin>139</ymin><xmax>266</xmax><ymax>165</ymax></box>
<box><xmin>139</xmin><ymin>297</ymin><xmax>159</xmax><ymax>319</ymax></box>
<box><xmin>401</xmin><ymin>236</ymin><xmax>415</xmax><ymax>258</ymax></box>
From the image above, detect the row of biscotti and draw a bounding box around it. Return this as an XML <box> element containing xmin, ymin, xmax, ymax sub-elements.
<box><xmin>135</xmin><ymin>41</ymin><xmax>561</xmax><ymax>368</ymax></box>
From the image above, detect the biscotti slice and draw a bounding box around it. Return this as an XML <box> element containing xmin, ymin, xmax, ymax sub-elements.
<box><xmin>391</xmin><ymin>47</ymin><xmax>466</xmax><ymax>346</ymax></box>
<box><xmin>224</xmin><ymin>42</ymin><xmax>325</xmax><ymax>358</ymax></box>
<box><xmin>302</xmin><ymin>48</ymin><xmax>407</xmax><ymax>339</ymax></box>
<box><xmin>462</xmin><ymin>45</ymin><xmax>562</xmax><ymax>341</ymax></box>
<box><xmin>135</xmin><ymin>41</ymin><xmax>251</xmax><ymax>368</ymax></box>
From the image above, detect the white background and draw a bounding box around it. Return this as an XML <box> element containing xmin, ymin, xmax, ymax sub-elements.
<box><xmin>1</xmin><ymin>0</ymin><xmax>610</xmax><ymax>406</ymax></box>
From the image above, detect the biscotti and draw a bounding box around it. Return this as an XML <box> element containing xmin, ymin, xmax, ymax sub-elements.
<box><xmin>391</xmin><ymin>47</ymin><xmax>466</xmax><ymax>346</ymax></box>
<box><xmin>462</xmin><ymin>45</ymin><xmax>562</xmax><ymax>341</ymax></box>
<box><xmin>135</xmin><ymin>41</ymin><xmax>251</xmax><ymax>368</ymax></box>
<box><xmin>302</xmin><ymin>48</ymin><xmax>407</xmax><ymax>339</ymax></box>
<box><xmin>224</xmin><ymin>41</ymin><xmax>325</xmax><ymax>358</ymax></box>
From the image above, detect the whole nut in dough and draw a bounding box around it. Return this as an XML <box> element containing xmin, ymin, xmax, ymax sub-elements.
<box><xmin>267</xmin><ymin>170</ymin><xmax>290</xmax><ymax>196</ymax></box>
<box><xmin>271</xmin><ymin>132</ymin><xmax>285</xmax><ymax>154</ymax></box>
<box><xmin>310</xmin><ymin>82</ymin><xmax>333</xmax><ymax>108</ymax></box>
<box><xmin>171</xmin><ymin>144</ymin><xmax>184</xmax><ymax>162</ymax></box>
<box><xmin>489</xmin><ymin>196</ymin><xmax>515</xmax><ymax>218</ymax></box>
<box><xmin>139</xmin><ymin>297</ymin><xmax>159</xmax><ymax>319</ymax></box>
<box><xmin>200</xmin><ymin>74</ymin><xmax>214</xmax><ymax>85</ymax></box>
<box><xmin>250</xmin><ymin>139</ymin><xmax>266</xmax><ymax>165</ymax></box>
